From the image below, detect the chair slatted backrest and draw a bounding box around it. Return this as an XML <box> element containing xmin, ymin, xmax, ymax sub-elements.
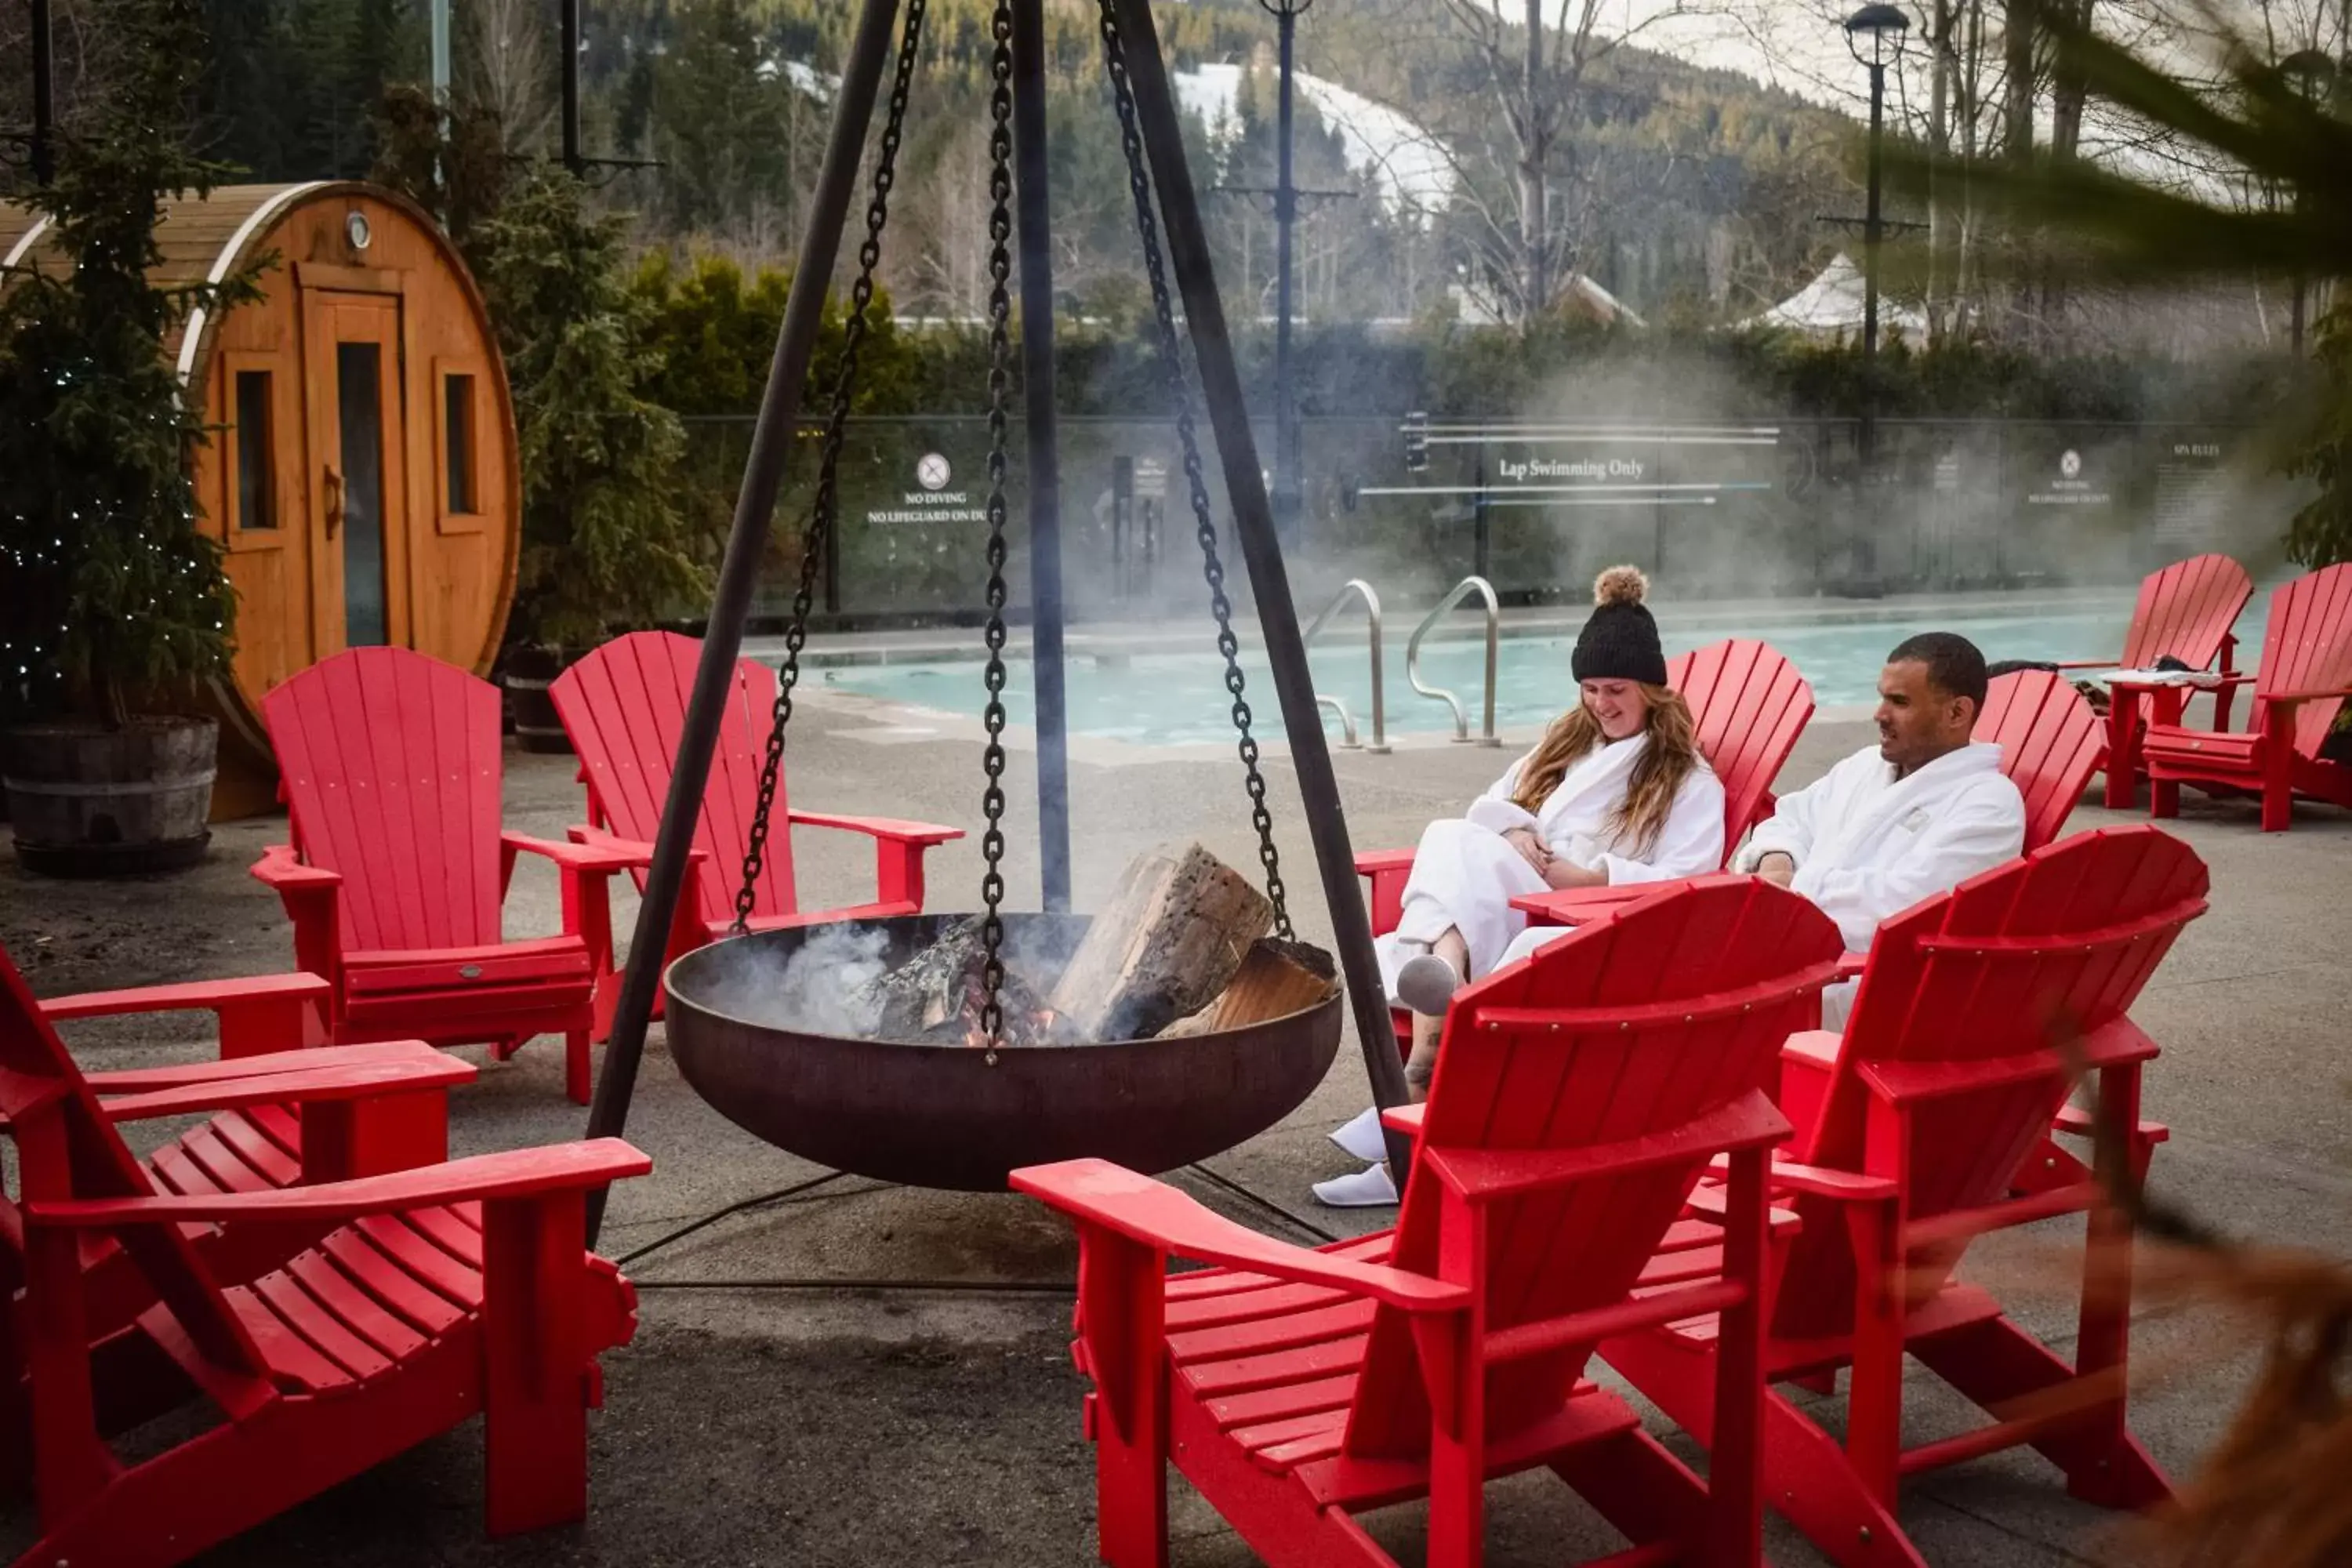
<box><xmin>550</xmin><ymin>631</ymin><xmax>795</xmax><ymax>931</ymax></box>
<box><xmin>1980</xmin><ymin>670</ymin><xmax>2103</xmax><ymax>852</ymax></box>
<box><xmin>2118</xmin><ymin>554</ymin><xmax>2253</xmax><ymax>672</ymax></box>
<box><xmin>1669</xmin><ymin>639</ymin><xmax>1815</xmax><ymax>856</ymax></box>
<box><xmin>0</xmin><ymin>946</ymin><xmax>270</xmax><ymax>1387</ymax></box>
<box><xmin>262</xmin><ymin>648</ymin><xmax>506</xmax><ymax>955</ymax></box>
<box><xmin>1342</xmin><ymin>879</ymin><xmax>1846</xmax><ymax>1460</ymax></box>
<box><xmin>2252</xmin><ymin>564</ymin><xmax>2352</xmax><ymax>759</ymax></box>
<box><xmin>1776</xmin><ymin>828</ymin><xmax>2208</xmax><ymax>1337</ymax></box>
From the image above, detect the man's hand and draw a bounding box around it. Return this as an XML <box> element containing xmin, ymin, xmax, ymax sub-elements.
<box><xmin>1755</xmin><ymin>851</ymin><xmax>1797</xmax><ymax>888</ymax></box>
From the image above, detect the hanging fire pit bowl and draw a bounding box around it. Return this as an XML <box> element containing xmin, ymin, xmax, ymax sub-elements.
<box><xmin>663</xmin><ymin>913</ymin><xmax>1343</xmax><ymax>1192</ymax></box>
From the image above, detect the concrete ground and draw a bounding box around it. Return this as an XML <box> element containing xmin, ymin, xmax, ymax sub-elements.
<box><xmin>3</xmin><ymin>676</ymin><xmax>2347</xmax><ymax>1566</ymax></box>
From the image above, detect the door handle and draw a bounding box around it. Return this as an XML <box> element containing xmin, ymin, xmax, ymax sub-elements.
<box><xmin>323</xmin><ymin>466</ymin><xmax>344</xmax><ymax>539</ymax></box>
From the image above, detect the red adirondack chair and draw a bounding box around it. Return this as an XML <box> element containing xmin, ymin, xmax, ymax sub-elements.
<box><xmin>2048</xmin><ymin>554</ymin><xmax>2252</xmax><ymax>807</ymax></box>
<box><xmin>1014</xmin><ymin>877</ymin><xmax>1848</xmax><ymax>1568</ymax></box>
<box><xmin>550</xmin><ymin>630</ymin><xmax>964</xmax><ymax>1033</ymax></box>
<box><xmin>1979</xmin><ymin>668</ymin><xmax>2104</xmax><ymax>852</ymax></box>
<box><xmin>2</xmin><ymin>961</ymin><xmax>477</xmax><ymax>1473</ymax></box>
<box><xmin>2141</xmin><ymin>563</ymin><xmax>2352</xmax><ymax>832</ymax></box>
<box><xmin>1601</xmin><ymin>826</ymin><xmax>2207</xmax><ymax>1568</ymax></box>
<box><xmin>1358</xmin><ymin>638</ymin><xmax>1813</xmax><ymax>936</ymax></box>
<box><xmin>0</xmin><ymin>946</ymin><xmax>651</xmax><ymax>1567</ymax></box>
<box><xmin>255</xmin><ymin>646</ymin><xmax>646</xmax><ymax>1102</ymax></box>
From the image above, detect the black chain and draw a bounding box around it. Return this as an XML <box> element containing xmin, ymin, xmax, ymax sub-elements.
<box><xmin>975</xmin><ymin>0</ymin><xmax>1017</xmax><ymax>1061</ymax></box>
<box><xmin>733</xmin><ymin>0</ymin><xmax>930</xmax><ymax>934</ymax></box>
<box><xmin>1096</xmin><ymin>0</ymin><xmax>1292</xmax><ymax>938</ymax></box>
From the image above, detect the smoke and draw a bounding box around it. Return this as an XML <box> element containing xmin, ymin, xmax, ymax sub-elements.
<box><xmin>679</xmin><ymin>916</ymin><xmax>1091</xmax><ymax>1044</ymax></box>
<box><xmin>773</xmin><ymin>923</ymin><xmax>893</xmax><ymax>1036</ymax></box>
<box><xmin>690</xmin><ymin>922</ymin><xmax>892</xmax><ymax>1037</ymax></box>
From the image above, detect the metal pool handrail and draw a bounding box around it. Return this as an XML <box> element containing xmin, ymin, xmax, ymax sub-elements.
<box><xmin>1300</xmin><ymin>579</ymin><xmax>1387</xmax><ymax>754</ymax></box>
<box><xmin>1406</xmin><ymin>576</ymin><xmax>1503</xmax><ymax>746</ymax></box>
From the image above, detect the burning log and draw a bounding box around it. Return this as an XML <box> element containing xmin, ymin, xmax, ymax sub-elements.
<box><xmin>1049</xmin><ymin>842</ymin><xmax>1273</xmax><ymax>1041</ymax></box>
<box><xmin>851</xmin><ymin>916</ymin><xmax>1073</xmax><ymax>1047</ymax></box>
<box><xmin>1159</xmin><ymin>938</ymin><xmax>1338</xmax><ymax>1037</ymax></box>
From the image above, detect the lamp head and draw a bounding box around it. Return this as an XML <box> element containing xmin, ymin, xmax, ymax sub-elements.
<box><xmin>1845</xmin><ymin>2</ymin><xmax>1911</xmax><ymax>67</ymax></box>
<box><xmin>2278</xmin><ymin>47</ymin><xmax>2338</xmax><ymax>100</ymax></box>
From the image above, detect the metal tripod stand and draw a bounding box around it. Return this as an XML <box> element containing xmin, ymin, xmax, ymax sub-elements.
<box><xmin>581</xmin><ymin>0</ymin><xmax>1410</xmax><ymax>1241</ymax></box>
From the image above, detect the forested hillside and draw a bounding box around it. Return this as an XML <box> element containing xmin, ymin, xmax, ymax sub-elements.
<box><xmin>3</xmin><ymin>0</ymin><xmax>1862</xmax><ymax>325</ymax></box>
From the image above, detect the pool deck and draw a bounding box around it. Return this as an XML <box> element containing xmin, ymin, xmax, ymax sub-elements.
<box><xmin>4</xmin><ymin>694</ymin><xmax>2347</xmax><ymax>1566</ymax></box>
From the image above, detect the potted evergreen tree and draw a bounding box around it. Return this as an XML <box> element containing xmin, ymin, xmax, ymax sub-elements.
<box><xmin>0</xmin><ymin>0</ymin><xmax>252</xmax><ymax>875</ymax></box>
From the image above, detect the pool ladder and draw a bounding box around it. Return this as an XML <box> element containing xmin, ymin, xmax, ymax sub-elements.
<box><xmin>1301</xmin><ymin>579</ymin><xmax>1388</xmax><ymax>753</ymax></box>
<box><xmin>1301</xmin><ymin>577</ymin><xmax>1503</xmax><ymax>752</ymax></box>
<box><xmin>1408</xmin><ymin>576</ymin><xmax>1504</xmax><ymax>747</ymax></box>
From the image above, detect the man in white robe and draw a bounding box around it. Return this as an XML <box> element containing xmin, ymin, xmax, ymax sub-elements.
<box><xmin>1730</xmin><ymin>631</ymin><xmax>2024</xmax><ymax>1022</ymax></box>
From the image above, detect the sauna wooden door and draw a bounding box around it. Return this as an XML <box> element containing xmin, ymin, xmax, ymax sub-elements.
<box><xmin>304</xmin><ymin>292</ymin><xmax>408</xmax><ymax>653</ymax></box>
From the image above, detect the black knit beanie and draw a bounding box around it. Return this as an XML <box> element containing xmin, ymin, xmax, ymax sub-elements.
<box><xmin>1571</xmin><ymin>565</ymin><xmax>1668</xmax><ymax>685</ymax></box>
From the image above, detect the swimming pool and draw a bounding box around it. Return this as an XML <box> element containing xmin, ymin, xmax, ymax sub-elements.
<box><xmin>814</xmin><ymin>597</ymin><xmax>2267</xmax><ymax>747</ymax></box>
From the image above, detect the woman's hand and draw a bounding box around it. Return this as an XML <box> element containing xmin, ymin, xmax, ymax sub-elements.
<box><xmin>1501</xmin><ymin>827</ymin><xmax>1552</xmax><ymax>875</ymax></box>
<box><xmin>1542</xmin><ymin>855</ymin><xmax>1608</xmax><ymax>890</ymax></box>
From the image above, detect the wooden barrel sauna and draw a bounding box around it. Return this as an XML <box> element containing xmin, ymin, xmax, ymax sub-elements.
<box><xmin>1</xmin><ymin>183</ymin><xmax>521</xmax><ymax>818</ymax></box>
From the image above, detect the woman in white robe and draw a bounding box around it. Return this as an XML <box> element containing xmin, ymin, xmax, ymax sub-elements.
<box><xmin>1316</xmin><ymin>567</ymin><xmax>1725</xmax><ymax>1207</ymax></box>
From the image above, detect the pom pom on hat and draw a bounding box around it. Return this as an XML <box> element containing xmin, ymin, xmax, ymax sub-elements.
<box><xmin>1593</xmin><ymin>565</ymin><xmax>1648</xmax><ymax>608</ymax></box>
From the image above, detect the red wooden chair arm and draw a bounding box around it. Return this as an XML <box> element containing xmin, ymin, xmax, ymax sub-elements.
<box><xmin>40</xmin><ymin>971</ymin><xmax>331</xmax><ymax>1058</ymax></box>
<box><xmin>787</xmin><ymin>810</ymin><xmax>965</xmax><ymax>847</ymax></box>
<box><xmin>2261</xmin><ymin>684</ymin><xmax>2352</xmax><ymax>705</ymax></box>
<box><xmin>78</xmin><ymin>1039</ymin><xmax>445</xmax><ymax>1094</ymax></box>
<box><xmin>25</xmin><ymin>1139</ymin><xmax>652</xmax><ymax>1229</ymax></box>
<box><xmin>1704</xmin><ymin>1151</ymin><xmax>1899</xmax><ymax>1203</ymax></box>
<box><xmin>1012</xmin><ymin>1158</ymin><xmax>1471</xmax><ymax>1312</ymax></box>
<box><xmin>1682</xmin><ymin>1181</ymin><xmax>1803</xmax><ymax>1235</ymax></box>
<box><xmin>502</xmin><ymin>830</ymin><xmax>648</xmax><ymax>875</ymax></box>
<box><xmin>252</xmin><ymin>844</ymin><xmax>340</xmax><ymax>891</ymax></box>
<box><xmin>92</xmin><ymin>1055</ymin><xmax>476</xmax><ymax>1124</ymax></box>
<box><xmin>1833</xmin><ymin>952</ymin><xmax>1867</xmax><ymax>981</ymax></box>
<box><xmin>787</xmin><ymin>811</ymin><xmax>964</xmax><ymax>913</ymax></box>
<box><xmin>41</xmin><ymin>971</ymin><xmax>328</xmax><ymax>1022</ymax></box>
<box><xmin>561</xmin><ymin>824</ymin><xmax>712</xmax><ymax>877</ymax></box>
<box><xmin>252</xmin><ymin>846</ymin><xmax>343</xmax><ymax>991</ymax></box>
<box><xmin>2049</xmin><ymin>659</ymin><xmax>2115</xmax><ymax>671</ymax></box>
<box><xmin>1380</xmin><ymin>1102</ymin><xmax>1426</xmax><ymax>1138</ymax></box>
<box><xmin>2049</xmin><ymin>1103</ymin><xmax>2170</xmax><ymax>1145</ymax></box>
<box><xmin>2107</xmin><ymin>673</ymin><xmax>2251</xmax><ymax>694</ymax></box>
<box><xmin>1355</xmin><ymin>848</ymin><xmax>1417</xmax><ymax>936</ymax></box>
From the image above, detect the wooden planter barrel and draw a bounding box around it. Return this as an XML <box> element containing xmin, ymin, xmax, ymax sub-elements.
<box><xmin>501</xmin><ymin>647</ymin><xmax>577</xmax><ymax>755</ymax></box>
<box><xmin>4</xmin><ymin>717</ymin><xmax>218</xmax><ymax>875</ymax></box>
<box><xmin>2</xmin><ymin>184</ymin><xmax>521</xmax><ymax>818</ymax></box>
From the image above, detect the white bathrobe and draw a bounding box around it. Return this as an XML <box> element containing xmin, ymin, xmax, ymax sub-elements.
<box><xmin>1730</xmin><ymin>740</ymin><xmax>2025</xmax><ymax>1025</ymax></box>
<box><xmin>1376</xmin><ymin>734</ymin><xmax>1725</xmax><ymax>1000</ymax></box>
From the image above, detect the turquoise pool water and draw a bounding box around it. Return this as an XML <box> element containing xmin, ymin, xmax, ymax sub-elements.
<box><xmin>815</xmin><ymin>597</ymin><xmax>2265</xmax><ymax>747</ymax></box>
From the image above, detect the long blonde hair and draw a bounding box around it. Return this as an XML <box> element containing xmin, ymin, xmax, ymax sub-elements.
<box><xmin>1510</xmin><ymin>682</ymin><xmax>1702</xmax><ymax>857</ymax></box>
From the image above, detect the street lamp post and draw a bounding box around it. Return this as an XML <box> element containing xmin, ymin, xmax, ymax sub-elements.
<box><xmin>1846</xmin><ymin>4</ymin><xmax>1909</xmax><ymax>452</ymax></box>
<box><xmin>1845</xmin><ymin>2</ymin><xmax>1909</xmax><ymax>592</ymax></box>
<box><xmin>1261</xmin><ymin>0</ymin><xmax>1312</xmax><ymax>551</ymax></box>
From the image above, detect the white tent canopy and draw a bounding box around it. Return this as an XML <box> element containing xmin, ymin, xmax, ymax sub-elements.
<box><xmin>1741</xmin><ymin>252</ymin><xmax>1927</xmax><ymax>341</ymax></box>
